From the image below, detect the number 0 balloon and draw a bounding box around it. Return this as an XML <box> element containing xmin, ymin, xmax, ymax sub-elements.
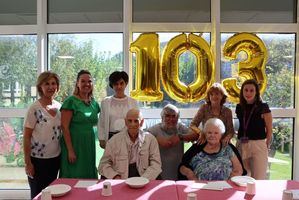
<box><xmin>161</xmin><ymin>33</ymin><xmax>215</xmax><ymax>103</ymax></box>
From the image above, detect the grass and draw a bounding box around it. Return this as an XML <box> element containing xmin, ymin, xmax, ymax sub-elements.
<box><xmin>269</xmin><ymin>151</ymin><xmax>292</xmax><ymax>180</ymax></box>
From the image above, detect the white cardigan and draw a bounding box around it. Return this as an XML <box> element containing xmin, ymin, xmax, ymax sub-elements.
<box><xmin>98</xmin><ymin>96</ymin><xmax>138</xmax><ymax>141</ymax></box>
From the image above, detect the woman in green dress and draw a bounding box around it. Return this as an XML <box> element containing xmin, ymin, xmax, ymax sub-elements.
<box><xmin>60</xmin><ymin>70</ymin><xmax>100</xmax><ymax>178</ymax></box>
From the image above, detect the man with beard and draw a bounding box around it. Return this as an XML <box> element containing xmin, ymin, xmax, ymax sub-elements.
<box><xmin>147</xmin><ymin>104</ymin><xmax>198</xmax><ymax>180</ymax></box>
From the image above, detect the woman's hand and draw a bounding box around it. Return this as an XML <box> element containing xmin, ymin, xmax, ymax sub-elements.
<box><xmin>25</xmin><ymin>162</ymin><xmax>35</xmax><ymax>178</ymax></box>
<box><xmin>221</xmin><ymin>135</ymin><xmax>231</xmax><ymax>146</ymax></box>
<box><xmin>156</xmin><ymin>136</ymin><xmax>172</xmax><ymax>148</ymax></box>
<box><xmin>180</xmin><ymin>165</ymin><xmax>198</xmax><ymax>180</ymax></box>
<box><xmin>68</xmin><ymin>149</ymin><xmax>77</xmax><ymax>163</ymax></box>
<box><xmin>197</xmin><ymin>133</ymin><xmax>206</xmax><ymax>144</ymax></box>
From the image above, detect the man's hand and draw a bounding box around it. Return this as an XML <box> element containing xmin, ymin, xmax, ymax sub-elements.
<box><xmin>100</xmin><ymin>140</ymin><xmax>106</xmax><ymax>149</ymax></box>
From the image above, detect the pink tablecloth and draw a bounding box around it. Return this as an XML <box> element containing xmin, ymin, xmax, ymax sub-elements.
<box><xmin>176</xmin><ymin>180</ymin><xmax>299</xmax><ymax>200</ymax></box>
<box><xmin>34</xmin><ymin>178</ymin><xmax>178</xmax><ymax>200</ymax></box>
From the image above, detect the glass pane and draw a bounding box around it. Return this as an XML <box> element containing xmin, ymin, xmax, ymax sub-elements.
<box><xmin>48</xmin><ymin>0</ymin><xmax>123</xmax><ymax>23</ymax></box>
<box><xmin>132</xmin><ymin>32</ymin><xmax>211</xmax><ymax>109</ymax></box>
<box><xmin>221</xmin><ymin>0</ymin><xmax>296</xmax><ymax>23</ymax></box>
<box><xmin>0</xmin><ymin>35</ymin><xmax>37</xmax><ymax>108</ymax></box>
<box><xmin>133</xmin><ymin>0</ymin><xmax>210</xmax><ymax>22</ymax></box>
<box><xmin>221</xmin><ymin>33</ymin><xmax>295</xmax><ymax>108</ymax></box>
<box><xmin>269</xmin><ymin>118</ymin><xmax>293</xmax><ymax>179</ymax></box>
<box><xmin>0</xmin><ymin>118</ymin><xmax>28</xmax><ymax>189</ymax></box>
<box><xmin>0</xmin><ymin>0</ymin><xmax>36</xmax><ymax>25</ymax></box>
<box><xmin>48</xmin><ymin>33</ymin><xmax>123</xmax><ymax>102</ymax></box>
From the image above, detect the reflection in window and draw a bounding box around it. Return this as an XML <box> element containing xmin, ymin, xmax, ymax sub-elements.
<box><xmin>48</xmin><ymin>33</ymin><xmax>123</xmax><ymax>103</ymax></box>
<box><xmin>0</xmin><ymin>118</ymin><xmax>28</xmax><ymax>189</ymax></box>
<box><xmin>48</xmin><ymin>0</ymin><xmax>123</xmax><ymax>23</ymax></box>
<box><xmin>0</xmin><ymin>35</ymin><xmax>37</xmax><ymax>108</ymax></box>
<box><xmin>133</xmin><ymin>0</ymin><xmax>210</xmax><ymax>22</ymax></box>
<box><xmin>221</xmin><ymin>0</ymin><xmax>296</xmax><ymax>23</ymax></box>
<box><xmin>0</xmin><ymin>0</ymin><xmax>36</xmax><ymax>25</ymax></box>
<box><xmin>132</xmin><ymin>32</ymin><xmax>210</xmax><ymax>109</ymax></box>
<box><xmin>221</xmin><ymin>33</ymin><xmax>295</xmax><ymax>108</ymax></box>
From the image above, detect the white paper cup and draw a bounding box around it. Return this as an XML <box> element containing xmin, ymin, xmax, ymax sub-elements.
<box><xmin>246</xmin><ymin>181</ymin><xmax>256</xmax><ymax>195</ymax></box>
<box><xmin>187</xmin><ymin>192</ymin><xmax>197</xmax><ymax>200</ymax></box>
<box><xmin>101</xmin><ymin>181</ymin><xmax>112</xmax><ymax>196</ymax></box>
<box><xmin>282</xmin><ymin>189</ymin><xmax>293</xmax><ymax>200</ymax></box>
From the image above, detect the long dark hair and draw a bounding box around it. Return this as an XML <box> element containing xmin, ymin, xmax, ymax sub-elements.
<box><xmin>73</xmin><ymin>70</ymin><xmax>93</xmax><ymax>97</ymax></box>
<box><xmin>239</xmin><ymin>79</ymin><xmax>262</xmax><ymax>106</ymax></box>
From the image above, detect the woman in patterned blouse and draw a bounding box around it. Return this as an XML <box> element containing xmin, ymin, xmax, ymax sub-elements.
<box><xmin>23</xmin><ymin>71</ymin><xmax>61</xmax><ymax>199</ymax></box>
<box><xmin>179</xmin><ymin>118</ymin><xmax>242</xmax><ymax>180</ymax></box>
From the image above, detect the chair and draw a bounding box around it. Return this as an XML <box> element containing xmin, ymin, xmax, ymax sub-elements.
<box><xmin>177</xmin><ymin>142</ymin><xmax>247</xmax><ymax>180</ymax></box>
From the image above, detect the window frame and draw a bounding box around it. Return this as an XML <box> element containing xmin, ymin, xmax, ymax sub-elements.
<box><xmin>0</xmin><ymin>1</ymin><xmax>298</xmax><ymax>196</ymax></box>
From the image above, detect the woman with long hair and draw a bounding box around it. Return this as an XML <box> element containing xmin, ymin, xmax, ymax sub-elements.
<box><xmin>236</xmin><ymin>79</ymin><xmax>272</xmax><ymax>179</ymax></box>
<box><xmin>60</xmin><ymin>70</ymin><xmax>100</xmax><ymax>178</ymax></box>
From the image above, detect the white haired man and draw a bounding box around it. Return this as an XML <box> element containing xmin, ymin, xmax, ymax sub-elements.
<box><xmin>98</xmin><ymin>108</ymin><xmax>162</xmax><ymax>180</ymax></box>
<box><xmin>147</xmin><ymin>104</ymin><xmax>198</xmax><ymax>180</ymax></box>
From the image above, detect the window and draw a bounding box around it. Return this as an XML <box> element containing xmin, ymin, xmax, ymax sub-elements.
<box><xmin>221</xmin><ymin>33</ymin><xmax>295</xmax><ymax>108</ymax></box>
<box><xmin>132</xmin><ymin>32</ymin><xmax>211</xmax><ymax>109</ymax></box>
<box><xmin>0</xmin><ymin>0</ymin><xmax>36</xmax><ymax>25</ymax></box>
<box><xmin>0</xmin><ymin>118</ymin><xmax>28</xmax><ymax>189</ymax></box>
<box><xmin>133</xmin><ymin>0</ymin><xmax>210</xmax><ymax>22</ymax></box>
<box><xmin>0</xmin><ymin>35</ymin><xmax>37</xmax><ymax>108</ymax></box>
<box><xmin>221</xmin><ymin>0</ymin><xmax>296</xmax><ymax>23</ymax></box>
<box><xmin>48</xmin><ymin>33</ymin><xmax>123</xmax><ymax>102</ymax></box>
<box><xmin>48</xmin><ymin>0</ymin><xmax>123</xmax><ymax>23</ymax></box>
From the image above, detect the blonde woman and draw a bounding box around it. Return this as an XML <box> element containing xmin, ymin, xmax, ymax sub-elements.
<box><xmin>23</xmin><ymin>71</ymin><xmax>61</xmax><ymax>199</ymax></box>
<box><xmin>190</xmin><ymin>82</ymin><xmax>235</xmax><ymax>144</ymax></box>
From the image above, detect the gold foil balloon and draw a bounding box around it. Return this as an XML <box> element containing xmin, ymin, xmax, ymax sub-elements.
<box><xmin>130</xmin><ymin>33</ymin><xmax>163</xmax><ymax>102</ymax></box>
<box><xmin>161</xmin><ymin>33</ymin><xmax>215</xmax><ymax>103</ymax></box>
<box><xmin>222</xmin><ymin>32</ymin><xmax>268</xmax><ymax>103</ymax></box>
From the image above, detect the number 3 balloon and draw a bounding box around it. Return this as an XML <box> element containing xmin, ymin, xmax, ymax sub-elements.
<box><xmin>222</xmin><ymin>32</ymin><xmax>268</xmax><ymax>103</ymax></box>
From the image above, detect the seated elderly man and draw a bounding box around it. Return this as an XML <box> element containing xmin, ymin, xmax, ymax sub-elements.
<box><xmin>147</xmin><ymin>104</ymin><xmax>198</xmax><ymax>180</ymax></box>
<box><xmin>98</xmin><ymin>108</ymin><xmax>162</xmax><ymax>180</ymax></box>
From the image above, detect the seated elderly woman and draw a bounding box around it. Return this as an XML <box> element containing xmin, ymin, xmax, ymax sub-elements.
<box><xmin>179</xmin><ymin>118</ymin><xmax>243</xmax><ymax>180</ymax></box>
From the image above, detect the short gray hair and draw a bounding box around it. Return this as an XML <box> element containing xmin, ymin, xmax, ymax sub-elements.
<box><xmin>160</xmin><ymin>104</ymin><xmax>180</xmax><ymax>118</ymax></box>
<box><xmin>203</xmin><ymin>118</ymin><xmax>226</xmax><ymax>135</ymax></box>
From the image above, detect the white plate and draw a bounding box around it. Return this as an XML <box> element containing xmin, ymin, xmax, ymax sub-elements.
<box><xmin>46</xmin><ymin>184</ymin><xmax>72</xmax><ymax>197</ymax></box>
<box><xmin>230</xmin><ymin>176</ymin><xmax>256</xmax><ymax>187</ymax></box>
<box><xmin>125</xmin><ymin>177</ymin><xmax>149</xmax><ymax>188</ymax></box>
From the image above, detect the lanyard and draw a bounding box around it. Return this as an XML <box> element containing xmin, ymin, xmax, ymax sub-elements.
<box><xmin>242</xmin><ymin>104</ymin><xmax>257</xmax><ymax>137</ymax></box>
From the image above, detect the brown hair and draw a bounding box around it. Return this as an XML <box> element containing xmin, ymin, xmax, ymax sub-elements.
<box><xmin>205</xmin><ymin>82</ymin><xmax>228</xmax><ymax>106</ymax></box>
<box><xmin>239</xmin><ymin>79</ymin><xmax>262</xmax><ymax>106</ymax></box>
<box><xmin>36</xmin><ymin>71</ymin><xmax>60</xmax><ymax>97</ymax></box>
<box><xmin>73</xmin><ymin>70</ymin><xmax>93</xmax><ymax>97</ymax></box>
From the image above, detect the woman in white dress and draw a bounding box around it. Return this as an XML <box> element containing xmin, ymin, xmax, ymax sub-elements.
<box><xmin>98</xmin><ymin>71</ymin><xmax>138</xmax><ymax>149</ymax></box>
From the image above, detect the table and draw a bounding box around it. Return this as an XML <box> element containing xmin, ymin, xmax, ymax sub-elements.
<box><xmin>176</xmin><ymin>180</ymin><xmax>299</xmax><ymax>200</ymax></box>
<box><xmin>33</xmin><ymin>178</ymin><xmax>178</xmax><ymax>200</ymax></box>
